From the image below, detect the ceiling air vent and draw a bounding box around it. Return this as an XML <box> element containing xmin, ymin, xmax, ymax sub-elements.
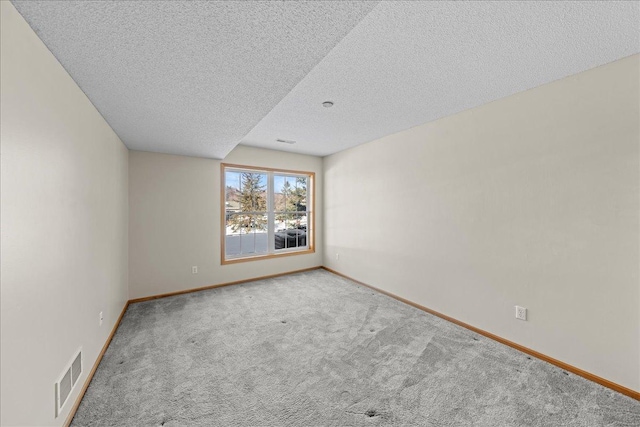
<box><xmin>55</xmin><ymin>348</ymin><xmax>82</xmax><ymax>418</ymax></box>
<box><xmin>276</xmin><ymin>139</ymin><xmax>296</xmax><ymax>145</ymax></box>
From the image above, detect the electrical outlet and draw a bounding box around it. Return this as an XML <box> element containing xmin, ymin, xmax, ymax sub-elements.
<box><xmin>336</xmin><ymin>253</ymin><xmax>340</xmax><ymax>260</ymax></box>
<box><xmin>515</xmin><ymin>306</ymin><xmax>527</xmax><ymax>321</ymax></box>
<box><xmin>192</xmin><ymin>266</ymin><xmax>198</xmax><ymax>274</ymax></box>
<box><xmin>99</xmin><ymin>311</ymin><xmax>103</xmax><ymax>326</ymax></box>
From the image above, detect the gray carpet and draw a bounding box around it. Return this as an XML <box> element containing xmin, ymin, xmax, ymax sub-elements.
<box><xmin>73</xmin><ymin>270</ymin><xmax>640</xmax><ymax>426</ymax></box>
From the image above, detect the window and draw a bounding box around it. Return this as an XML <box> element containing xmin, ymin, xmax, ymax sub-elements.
<box><xmin>222</xmin><ymin>163</ymin><xmax>314</xmax><ymax>263</ymax></box>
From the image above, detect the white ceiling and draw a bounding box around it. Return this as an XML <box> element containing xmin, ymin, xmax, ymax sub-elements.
<box><xmin>242</xmin><ymin>1</ymin><xmax>640</xmax><ymax>156</ymax></box>
<box><xmin>11</xmin><ymin>1</ymin><xmax>640</xmax><ymax>159</ymax></box>
<box><xmin>10</xmin><ymin>0</ymin><xmax>377</xmax><ymax>159</ymax></box>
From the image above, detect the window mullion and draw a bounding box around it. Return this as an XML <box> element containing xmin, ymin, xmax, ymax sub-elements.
<box><xmin>267</xmin><ymin>172</ymin><xmax>275</xmax><ymax>253</ymax></box>
<box><xmin>307</xmin><ymin>175</ymin><xmax>311</xmax><ymax>249</ymax></box>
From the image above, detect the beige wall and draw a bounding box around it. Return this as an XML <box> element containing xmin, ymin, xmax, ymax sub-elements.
<box><xmin>324</xmin><ymin>55</ymin><xmax>640</xmax><ymax>391</ymax></box>
<box><xmin>128</xmin><ymin>145</ymin><xmax>323</xmax><ymax>299</ymax></box>
<box><xmin>0</xmin><ymin>2</ymin><xmax>129</xmax><ymax>426</ymax></box>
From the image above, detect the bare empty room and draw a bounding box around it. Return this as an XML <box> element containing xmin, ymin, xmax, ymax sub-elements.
<box><xmin>1</xmin><ymin>1</ymin><xmax>639</xmax><ymax>426</ymax></box>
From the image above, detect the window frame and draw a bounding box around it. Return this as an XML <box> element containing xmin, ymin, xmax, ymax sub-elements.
<box><xmin>221</xmin><ymin>163</ymin><xmax>315</xmax><ymax>264</ymax></box>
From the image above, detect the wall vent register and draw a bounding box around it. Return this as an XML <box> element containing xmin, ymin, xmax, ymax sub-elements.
<box><xmin>55</xmin><ymin>348</ymin><xmax>82</xmax><ymax>418</ymax></box>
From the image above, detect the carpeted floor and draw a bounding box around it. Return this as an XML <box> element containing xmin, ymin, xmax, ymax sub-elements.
<box><xmin>72</xmin><ymin>269</ymin><xmax>640</xmax><ymax>426</ymax></box>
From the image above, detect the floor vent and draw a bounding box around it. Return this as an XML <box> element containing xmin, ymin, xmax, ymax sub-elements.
<box><xmin>55</xmin><ymin>348</ymin><xmax>82</xmax><ymax>418</ymax></box>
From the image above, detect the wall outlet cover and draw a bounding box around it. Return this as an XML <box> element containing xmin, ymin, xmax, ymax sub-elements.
<box><xmin>515</xmin><ymin>306</ymin><xmax>527</xmax><ymax>321</ymax></box>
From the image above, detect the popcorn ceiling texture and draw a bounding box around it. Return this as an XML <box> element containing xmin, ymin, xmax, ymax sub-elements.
<box><xmin>10</xmin><ymin>1</ymin><xmax>377</xmax><ymax>159</ymax></box>
<box><xmin>242</xmin><ymin>1</ymin><xmax>640</xmax><ymax>156</ymax></box>
<box><xmin>71</xmin><ymin>270</ymin><xmax>640</xmax><ymax>426</ymax></box>
<box><xmin>11</xmin><ymin>1</ymin><xmax>640</xmax><ymax>159</ymax></box>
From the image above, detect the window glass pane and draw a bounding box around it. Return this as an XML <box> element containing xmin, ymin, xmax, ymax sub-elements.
<box><xmin>225</xmin><ymin>213</ymin><xmax>268</xmax><ymax>257</ymax></box>
<box><xmin>274</xmin><ymin>175</ymin><xmax>286</xmax><ymax>212</ymax></box>
<box><xmin>275</xmin><ymin>229</ymin><xmax>306</xmax><ymax>250</ymax></box>
<box><xmin>274</xmin><ymin>175</ymin><xmax>308</xmax><ymax>213</ymax></box>
<box><xmin>225</xmin><ymin>171</ymin><xmax>241</xmax><ymax>216</ymax></box>
<box><xmin>281</xmin><ymin>175</ymin><xmax>294</xmax><ymax>212</ymax></box>
<box><xmin>274</xmin><ymin>211</ymin><xmax>290</xmax><ymax>233</ymax></box>
<box><xmin>274</xmin><ymin>212</ymin><xmax>308</xmax><ymax>250</ymax></box>
<box><xmin>237</xmin><ymin>172</ymin><xmax>267</xmax><ymax>212</ymax></box>
<box><xmin>225</xmin><ymin>212</ymin><xmax>241</xmax><ymax>257</ymax></box>
<box><xmin>285</xmin><ymin>176</ymin><xmax>297</xmax><ymax>212</ymax></box>
<box><xmin>295</xmin><ymin>212</ymin><xmax>308</xmax><ymax>232</ymax></box>
<box><xmin>295</xmin><ymin>177</ymin><xmax>307</xmax><ymax>212</ymax></box>
<box><xmin>292</xmin><ymin>212</ymin><xmax>308</xmax><ymax>249</ymax></box>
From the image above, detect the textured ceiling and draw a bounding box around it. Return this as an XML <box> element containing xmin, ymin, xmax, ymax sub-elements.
<box><xmin>10</xmin><ymin>1</ymin><xmax>377</xmax><ymax>159</ymax></box>
<box><xmin>242</xmin><ymin>1</ymin><xmax>640</xmax><ymax>156</ymax></box>
<box><xmin>10</xmin><ymin>1</ymin><xmax>640</xmax><ymax>159</ymax></box>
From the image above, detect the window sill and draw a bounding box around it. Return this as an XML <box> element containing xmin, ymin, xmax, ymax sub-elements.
<box><xmin>221</xmin><ymin>247</ymin><xmax>315</xmax><ymax>265</ymax></box>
